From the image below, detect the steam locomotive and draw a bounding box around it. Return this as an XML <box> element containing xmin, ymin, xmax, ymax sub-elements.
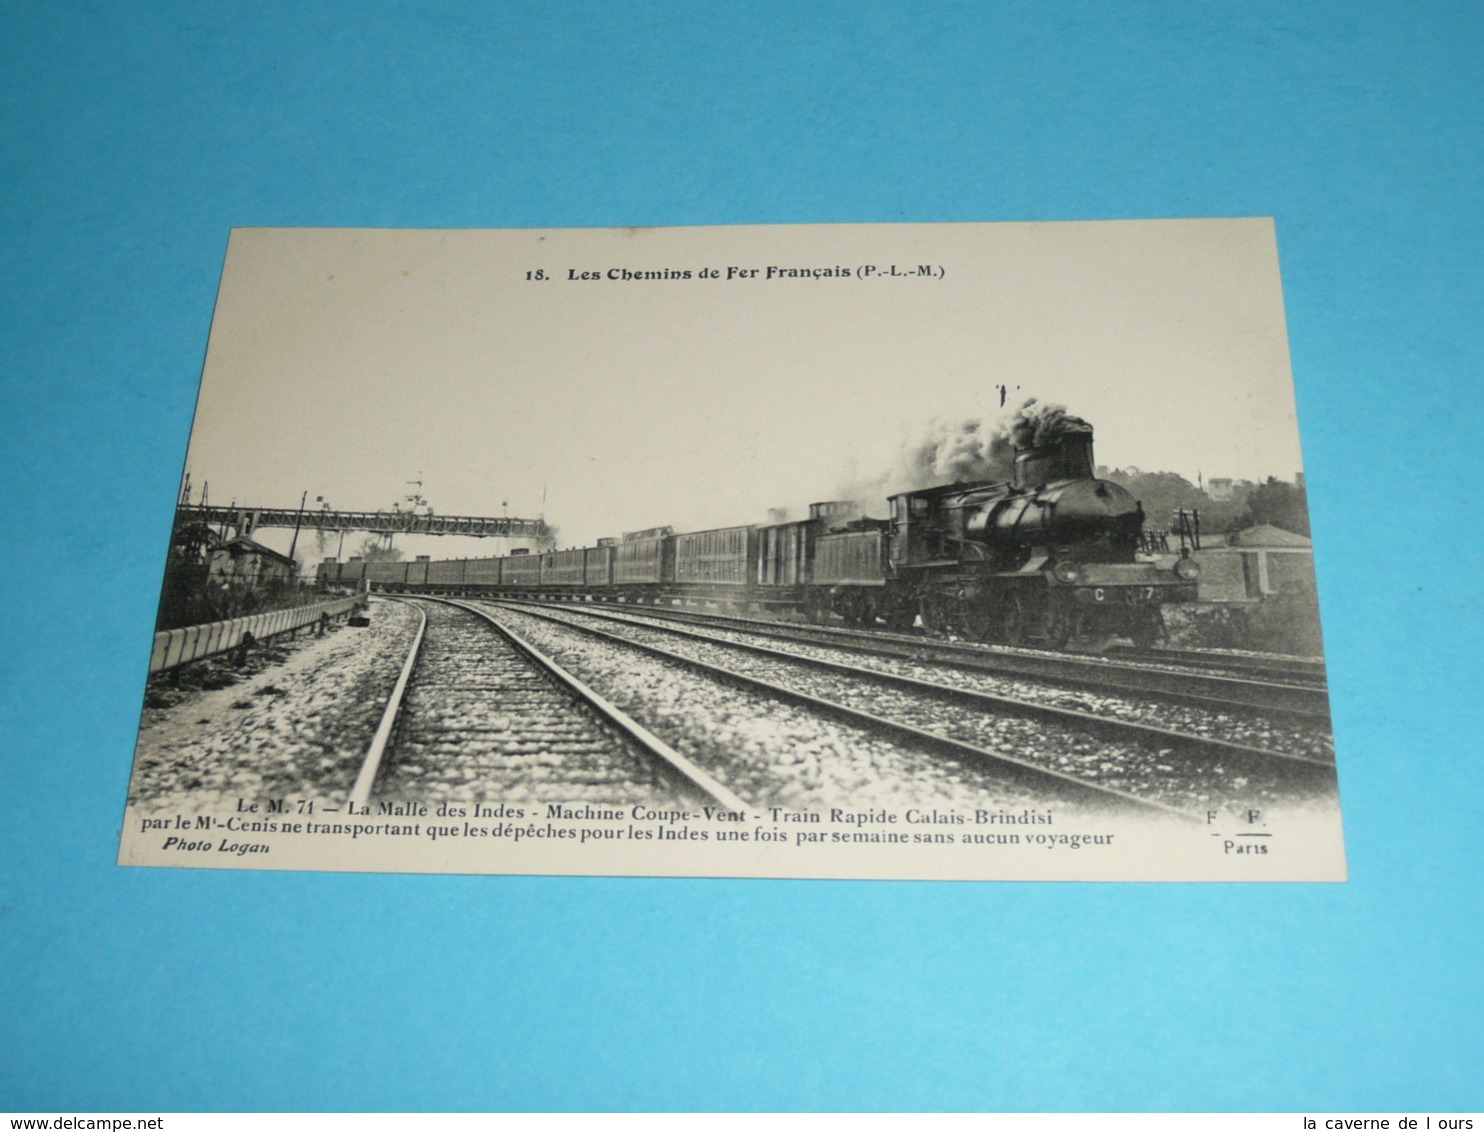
<box><xmin>317</xmin><ymin>425</ymin><xmax>1199</xmax><ymax>647</ymax></box>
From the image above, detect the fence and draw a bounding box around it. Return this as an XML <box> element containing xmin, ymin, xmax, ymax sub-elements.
<box><xmin>148</xmin><ymin>596</ymin><xmax>363</xmax><ymax>675</ymax></box>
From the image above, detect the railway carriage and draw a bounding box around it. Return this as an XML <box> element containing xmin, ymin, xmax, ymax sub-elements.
<box><xmin>614</xmin><ymin>527</ymin><xmax>674</xmax><ymax>597</ymax></box>
<box><xmin>501</xmin><ymin>549</ymin><xmax>541</xmax><ymax>590</ymax></box>
<box><xmin>317</xmin><ymin>416</ymin><xmax>1198</xmax><ymax>646</ymax></box>
<box><xmin>425</xmin><ymin>557</ymin><xmax>467</xmax><ymax>591</ymax></box>
<box><xmin>366</xmin><ymin>559</ymin><xmax>409</xmax><ymax>590</ymax></box>
<box><xmin>673</xmin><ymin>524</ymin><xmax>760</xmax><ymax>611</ymax></box>
<box><xmin>462</xmin><ymin>555</ymin><xmax>502</xmax><ymax>588</ymax></box>
<box><xmin>755</xmin><ymin>516</ymin><xmax>814</xmax><ymax>613</ymax></box>
<box><xmin>674</xmin><ymin>525</ymin><xmax>756</xmax><ymax>588</ymax></box>
<box><xmin>584</xmin><ymin>541</ymin><xmax>616</xmax><ymax>589</ymax></box>
<box><xmin>543</xmin><ymin>548</ymin><xmax>587</xmax><ymax>591</ymax></box>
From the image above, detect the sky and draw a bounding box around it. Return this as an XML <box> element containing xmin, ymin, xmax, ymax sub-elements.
<box><xmin>179</xmin><ymin>219</ymin><xmax>1303</xmax><ymax>562</ymax></box>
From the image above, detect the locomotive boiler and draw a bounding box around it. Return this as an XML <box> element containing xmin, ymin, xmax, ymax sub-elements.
<box><xmin>885</xmin><ymin>424</ymin><xmax>1198</xmax><ymax>645</ymax></box>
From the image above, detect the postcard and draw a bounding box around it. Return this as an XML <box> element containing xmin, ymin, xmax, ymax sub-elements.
<box><xmin>119</xmin><ymin>220</ymin><xmax>1345</xmax><ymax>880</ymax></box>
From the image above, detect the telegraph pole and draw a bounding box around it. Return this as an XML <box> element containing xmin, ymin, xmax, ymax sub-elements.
<box><xmin>287</xmin><ymin>490</ymin><xmax>309</xmax><ymax>574</ymax></box>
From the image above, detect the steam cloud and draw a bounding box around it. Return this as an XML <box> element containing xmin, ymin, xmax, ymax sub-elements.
<box><xmin>834</xmin><ymin>398</ymin><xmax>1093</xmax><ymax>511</ymax></box>
<box><xmin>901</xmin><ymin>417</ymin><xmax>1015</xmax><ymax>487</ymax></box>
<box><xmin>1007</xmin><ymin>398</ymin><xmax>1093</xmax><ymax>452</ymax></box>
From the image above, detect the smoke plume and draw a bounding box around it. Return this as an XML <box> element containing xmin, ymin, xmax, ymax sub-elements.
<box><xmin>834</xmin><ymin>398</ymin><xmax>1093</xmax><ymax>510</ymax></box>
<box><xmin>899</xmin><ymin>417</ymin><xmax>1015</xmax><ymax>488</ymax></box>
<box><xmin>1007</xmin><ymin>398</ymin><xmax>1093</xmax><ymax>451</ymax></box>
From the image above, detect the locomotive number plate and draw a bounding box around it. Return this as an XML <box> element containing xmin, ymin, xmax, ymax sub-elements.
<box><xmin>1088</xmin><ymin>586</ymin><xmax>1159</xmax><ymax>604</ymax></box>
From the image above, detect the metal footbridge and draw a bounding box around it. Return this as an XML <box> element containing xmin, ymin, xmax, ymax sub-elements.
<box><xmin>174</xmin><ymin>504</ymin><xmax>549</xmax><ymax>540</ymax></box>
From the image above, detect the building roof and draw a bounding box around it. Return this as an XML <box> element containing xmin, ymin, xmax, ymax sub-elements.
<box><xmin>219</xmin><ymin>536</ymin><xmax>297</xmax><ymax>566</ymax></box>
<box><xmin>1226</xmin><ymin>523</ymin><xmax>1312</xmax><ymax>548</ymax></box>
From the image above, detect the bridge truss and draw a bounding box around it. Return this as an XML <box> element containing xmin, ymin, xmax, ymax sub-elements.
<box><xmin>175</xmin><ymin>504</ymin><xmax>550</xmax><ymax>541</ymax></box>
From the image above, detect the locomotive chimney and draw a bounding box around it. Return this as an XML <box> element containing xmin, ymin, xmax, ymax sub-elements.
<box><xmin>1012</xmin><ymin>430</ymin><xmax>1096</xmax><ymax>490</ymax></box>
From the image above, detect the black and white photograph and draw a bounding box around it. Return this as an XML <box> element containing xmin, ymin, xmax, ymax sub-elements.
<box><xmin>118</xmin><ymin>219</ymin><xmax>1346</xmax><ymax>880</ymax></box>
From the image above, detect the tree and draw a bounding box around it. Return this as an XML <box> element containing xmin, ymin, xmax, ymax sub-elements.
<box><xmin>1245</xmin><ymin>477</ymin><xmax>1311</xmax><ymax>536</ymax></box>
<box><xmin>155</xmin><ymin>521</ymin><xmax>221</xmax><ymax>630</ymax></box>
<box><xmin>1104</xmin><ymin>470</ymin><xmax>1204</xmax><ymax>536</ymax></box>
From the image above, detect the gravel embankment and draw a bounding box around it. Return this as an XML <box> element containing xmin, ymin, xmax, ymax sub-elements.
<box><xmin>497</xmin><ymin>603</ymin><xmax>1337</xmax><ymax>814</ymax></box>
<box><xmin>484</xmin><ymin>605</ymin><xmax>1075</xmax><ymax>815</ymax></box>
<box><xmin>126</xmin><ymin>600</ymin><xmax>422</xmax><ymax>816</ymax></box>
<box><xmin>581</xmin><ymin>605</ymin><xmax>1327</xmax><ymax>682</ymax></box>
<box><xmin>551</xmin><ymin>606</ymin><xmax>1335</xmax><ymax>761</ymax></box>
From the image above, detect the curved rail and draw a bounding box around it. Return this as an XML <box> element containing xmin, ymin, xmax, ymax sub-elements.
<box><xmin>347</xmin><ymin>600</ymin><xmax>429</xmax><ymax>809</ymax></box>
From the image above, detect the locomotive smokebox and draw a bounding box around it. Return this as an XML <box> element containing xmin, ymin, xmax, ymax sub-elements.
<box><xmin>1012</xmin><ymin>429</ymin><xmax>1095</xmax><ymax>490</ymax></box>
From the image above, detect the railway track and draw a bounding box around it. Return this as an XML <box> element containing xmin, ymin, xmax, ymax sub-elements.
<box><xmin>482</xmin><ymin>601</ymin><xmax>1337</xmax><ymax>818</ymax></box>
<box><xmin>345</xmin><ymin>598</ymin><xmax>746</xmax><ymax>811</ymax></box>
<box><xmin>487</xmin><ymin>597</ymin><xmax>1331</xmax><ymax>724</ymax></box>
<box><xmin>1103</xmin><ymin>643</ymin><xmax>1327</xmax><ymax>687</ymax></box>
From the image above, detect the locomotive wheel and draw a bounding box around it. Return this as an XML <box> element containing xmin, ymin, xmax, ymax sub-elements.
<box><xmin>878</xmin><ymin>587</ymin><xmax>914</xmax><ymax>632</ymax></box>
<box><xmin>885</xmin><ymin>602</ymin><xmax>916</xmax><ymax>632</ymax></box>
<box><xmin>1001</xmin><ymin>595</ymin><xmax>1028</xmax><ymax>647</ymax></box>
<box><xmin>837</xmin><ymin>592</ymin><xmax>857</xmax><ymax>626</ymax></box>
<box><xmin>1045</xmin><ymin>606</ymin><xmax>1076</xmax><ymax>649</ymax></box>
<box><xmin>803</xmin><ymin>590</ymin><xmax>828</xmax><ymax>625</ymax></box>
<box><xmin>842</xmin><ymin>592</ymin><xmax>861</xmax><ymax>627</ymax></box>
<box><xmin>957</xmin><ymin>593</ymin><xmax>996</xmax><ymax>642</ymax></box>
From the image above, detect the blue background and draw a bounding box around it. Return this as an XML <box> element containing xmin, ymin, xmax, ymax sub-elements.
<box><xmin>3</xmin><ymin>1</ymin><xmax>1480</xmax><ymax>1112</ymax></box>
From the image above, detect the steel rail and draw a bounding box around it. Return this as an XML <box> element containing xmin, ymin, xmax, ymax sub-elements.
<box><xmin>416</xmin><ymin>599</ymin><xmax>752</xmax><ymax>812</ymax></box>
<box><xmin>1104</xmin><ymin>643</ymin><xmax>1327</xmax><ymax>685</ymax></box>
<box><xmin>695</xmin><ymin>603</ymin><xmax>1329</xmax><ymax>717</ymax></box>
<box><xmin>385</xmin><ymin>587</ymin><xmax>1327</xmax><ymax>688</ymax></box>
<box><xmin>493</xmin><ymin>597</ymin><xmax>1334</xmax><ymax>727</ymax></box>
<box><xmin>487</xmin><ymin>602</ymin><xmax>1212</xmax><ymax>821</ymax></box>
<box><xmin>492</xmin><ymin>599</ymin><xmax>1337</xmax><ymax>790</ymax></box>
<box><xmin>347</xmin><ymin>600</ymin><xmax>429</xmax><ymax>809</ymax></box>
<box><xmin>654</xmin><ymin>599</ymin><xmax>1329</xmax><ymax>688</ymax></box>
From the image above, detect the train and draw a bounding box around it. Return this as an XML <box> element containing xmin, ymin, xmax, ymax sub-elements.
<box><xmin>317</xmin><ymin>423</ymin><xmax>1200</xmax><ymax>647</ymax></box>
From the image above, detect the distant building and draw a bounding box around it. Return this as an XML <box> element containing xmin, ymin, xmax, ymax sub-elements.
<box><xmin>208</xmin><ymin>536</ymin><xmax>296</xmax><ymax>587</ymax></box>
<box><xmin>1206</xmin><ymin>477</ymin><xmax>1235</xmax><ymax>502</ymax></box>
<box><xmin>1195</xmin><ymin>524</ymin><xmax>1315</xmax><ymax>602</ymax></box>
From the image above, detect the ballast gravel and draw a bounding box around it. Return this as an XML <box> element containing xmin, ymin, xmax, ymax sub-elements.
<box><xmin>577</xmin><ymin>605</ymin><xmax>1326</xmax><ymax>685</ymax></box>
<box><xmin>483</xmin><ymin>605</ymin><xmax>1076</xmax><ymax>815</ymax></box>
<box><xmin>558</xmin><ymin>607</ymin><xmax>1335</xmax><ymax>761</ymax></box>
<box><xmin>126</xmin><ymin>600</ymin><xmax>423</xmax><ymax>816</ymax></box>
<box><xmin>497</xmin><ymin>603</ymin><xmax>1336</xmax><ymax>814</ymax></box>
<box><xmin>372</xmin><ymin>601</ymin><xmax>681</xmax><ymax>808</ymax></box>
